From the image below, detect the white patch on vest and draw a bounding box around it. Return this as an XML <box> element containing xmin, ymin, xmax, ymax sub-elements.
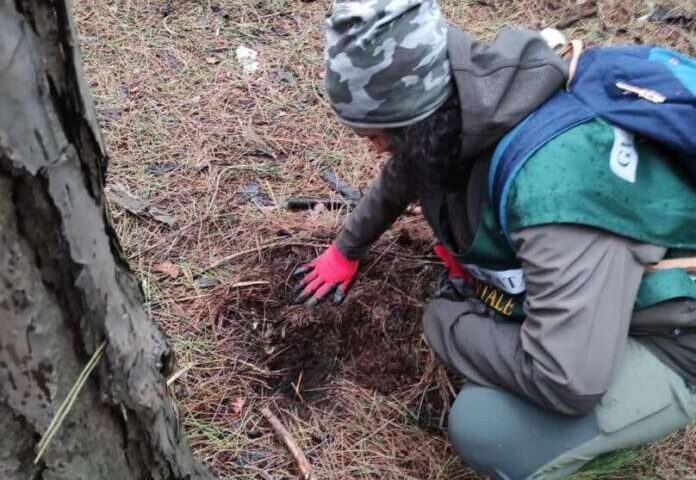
<box><xmin>402</xmin><ymin>75</ymin><xmax>419</xmax><ymax>86</ymax></box>
<box><xmin>610</xmin><ymin>127</ymin><xmax>639</xmax><ymax>183</ymax></box>
<box><xmin>463</xmin><ymin>264</ymin><xmax>526</xmax><ymax>295</ymax></box>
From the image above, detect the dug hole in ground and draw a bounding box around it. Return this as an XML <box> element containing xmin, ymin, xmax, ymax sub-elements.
<box><xmin>75</xmin><ymin>0</ymin><xmax>696</xmax><ymax>478</ymax></box>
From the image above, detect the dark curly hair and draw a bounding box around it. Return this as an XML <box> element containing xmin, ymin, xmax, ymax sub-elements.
<box><xmin>385</xmin><ymin>93</ymin><xmax>467</xmax><ymax>191</ymax></box>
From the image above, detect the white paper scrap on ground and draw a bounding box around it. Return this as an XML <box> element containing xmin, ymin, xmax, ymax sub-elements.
<box><xmin>236</xmin><ymin>46</ymin><xmax>259</xmax><ymax>73</ymax></box>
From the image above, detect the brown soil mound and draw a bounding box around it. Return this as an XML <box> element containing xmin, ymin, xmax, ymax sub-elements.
<box><xmin>218</xmin><ymin>228</ymin><xmax>448</xmax><ymax>415</ymax></box>
<box><xmin>266</xmin><ymin>303</ymin><xmax>425</xmax><ymax>396</ymax></box>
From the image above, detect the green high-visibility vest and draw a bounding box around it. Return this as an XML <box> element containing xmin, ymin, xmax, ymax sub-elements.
<box><xmin>452</xmin><ymin>119</ymin><xmax>696</xmax><ymax>320</ymax></box>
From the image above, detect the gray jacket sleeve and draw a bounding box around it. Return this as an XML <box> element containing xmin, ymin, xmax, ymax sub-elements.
<box><xmin>334</xmin><ymin>157</ymin><xmax>417</xmax><ymax>259</ymax></box>
<box><xmin>423</xmin><ymin>224</ymin><xmax>666</xmax><ymax>415</ymax></box>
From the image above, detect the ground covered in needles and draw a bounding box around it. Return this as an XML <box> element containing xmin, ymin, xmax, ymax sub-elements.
<box><xmin>75</xmin><ymin>0</ymin><xmax>696</xmax><ymax>478</ymax></box>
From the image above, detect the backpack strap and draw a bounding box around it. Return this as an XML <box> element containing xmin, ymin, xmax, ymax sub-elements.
<box><xmin>647</xmin><ymin>258</ymin><xmax>696</xmax><ymax>273</ymax></box>
<box><xmin>489</xmin><ymin>91</ymin><xmax>597</xmax><ymax>245</ymax></box>
<box><xmin>559</xmin><ymin>39</ymin><xmax>584</xmax><ymax>91</ymax></box>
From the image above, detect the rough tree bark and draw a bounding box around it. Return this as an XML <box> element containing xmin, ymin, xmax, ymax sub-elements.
<box><xmin>0</xmin><ymin>1</ymin><xmax>214</xmax><ymax>479</ymax></box>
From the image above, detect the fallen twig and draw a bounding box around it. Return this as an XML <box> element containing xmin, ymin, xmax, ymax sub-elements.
<box><xmin>319</xmin><ymin>168</ymin><xmax>362</xmax><ymax>202</ymax></box>
<box><xmin>261</xmin><ymin>407</ymin><xmax>315</xmax><ymax>480</ymax></box>
<box><xmin>555</xmin><ymin>6</ymin><xmax>598</xmax><ymax>29</ymax></box>
<box><xmin>231</xmin><ymin>280</ymin><xmax>270</xmax><ymax>288</ymax></box>
<box><xmin>239</xmin><ymin>181</ymin><xmax>272</xmax><ymax>207</ymax></box>
<box><xmin>200</xmin><ymin>243</ymin><xmax>287</xmax><ymax>272</ymax></box>
<box><xmin>162</xmin><ymin>16</ymin><xmax>178</xmax><ymax>36</ymax></box>
<box><xmin>285</xmin><ymin>196</ymin><xmax>356</xmax><ymax>211</ymax></box>
<box><xmin>107</xmin><ymin>183</ymin><xmax>175</xmax><ymax>226</ymax></box>
<box><xmin>35</xmin><ymin>341</ymin><xmax>107</xmax><ymax>464</ymax></box>
<box><xmin>167</xmin><ymin>363</ymin><xmax>195</xmax><ymax>386</ymax></box>
<box><xmin>129</xmin><ymin>215</ymin><xmax>209</xmax><ymax>259</ymax></box>
<box><xmin>199</xmin><ymin>240</ymin><xmax>325</xmax><ymax>273</ymax></box>
<box><xmin>647</xmin><ymin>5</ymin><xmax>696</xmax><ymax>28</ymax></box>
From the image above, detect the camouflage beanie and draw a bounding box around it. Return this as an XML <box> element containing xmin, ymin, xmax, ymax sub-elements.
<box><xmin>325</xmin><ymin>0</ymin><xmax>453</xmax><ymax>128</ymax></box>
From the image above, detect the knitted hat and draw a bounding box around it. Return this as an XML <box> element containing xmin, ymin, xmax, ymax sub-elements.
<box><xmin>325</xmin><ymin>0</ymin><xmax>453</xmax><ymax>128</ymax></box>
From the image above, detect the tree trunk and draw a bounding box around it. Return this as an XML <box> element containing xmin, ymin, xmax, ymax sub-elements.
<box><xmin>0</xmin><ymin>1</ymin><xmax>214</xmax><ymax>479</ymax></box>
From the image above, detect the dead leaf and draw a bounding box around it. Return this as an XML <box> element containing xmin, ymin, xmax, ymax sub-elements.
<box><xmin>108</xmin><ymin>183</ymin><xmax>147</xmax><ymax>213</ymax></box>
<box><xmin>171</xmin><ymin>303</ymin><xmax>187</xmax><ymax>317</ymax></box>
<box><xmin>146</xmin><ymin>162</ymin><xmax>179</xmax><ymax>176</ymax></box>
<box><xmin>239</xmin><ymin>181</ymin><xmax>271</xmax><ymax>207</ymax></box>
<box><xmin>107</xmin><ymin>183</ymin><xmax>176</xmax><ymax>226</ymax></box>
<box><xmin>240</xmin><ymin>124</ymin><xmax>276</xmax><ymax>159</ymax></box>
<box><xmin>153</xmin><ymin>261</ymin><xmax>180</xmax><ymax>279</ymax></box>
<box><xmin>116</xmin><ymin>84</ymin><xmax>129</xmax><ymax>99</ymax></box>
<box><xmin>276</xmin><ymin>69</ymin><xmax>296</xmax><ymax>85</ymax></box>
<box><xmin>194</xmin><ymin>160</ymin><xmax>210</xmax><ymax>172</ymax></box>
<box><xmin>146</xmin><ymin>207</ymin><xmax>175</xmax><ymax>226</ymax></box>
<box><xmin>96</xmin><ymin>107</ymin><xmax>123</xmax><ymax>122</ymax></box>
<box><xmin>230</xmin><ymin>397</ymin><xmax>246</xmax><ymax>414</ymax></box>
<box><xmin>195</xmin><ymin>276</ymin><xmax>220</xmax><ymax>289</ymax></box>
<box><xmin>206</xmin><ymin>56</ymin><xmax>220</xmax><ymax>64</ymax></box>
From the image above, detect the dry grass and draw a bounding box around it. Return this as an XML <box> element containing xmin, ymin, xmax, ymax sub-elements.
<box><xmin>74</xmin><ymin>0</ymin><xmax>696</xmax><ymax>478</ymax></box>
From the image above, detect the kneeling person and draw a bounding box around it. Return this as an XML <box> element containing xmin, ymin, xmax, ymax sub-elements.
<box><xmin>294</xmin><ymin>1</ymin><xmax>696</xmax><ymax>478</ymax></box>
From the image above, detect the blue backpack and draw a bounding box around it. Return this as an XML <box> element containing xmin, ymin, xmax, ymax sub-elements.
<box><xmin>490</xmin><ymin>45</ymin><xmax>696</xmax><ymax>240</ymax></box>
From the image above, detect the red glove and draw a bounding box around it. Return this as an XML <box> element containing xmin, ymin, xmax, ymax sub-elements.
<box><xmin>292</xmin><ymin>243</ymin><xmax>359</xmax><ymax>306</ymax></box>
<box><xmin>433</xmin><ymin>243</ymin><xmax>467</xmax><ymax>279</ymax></box>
